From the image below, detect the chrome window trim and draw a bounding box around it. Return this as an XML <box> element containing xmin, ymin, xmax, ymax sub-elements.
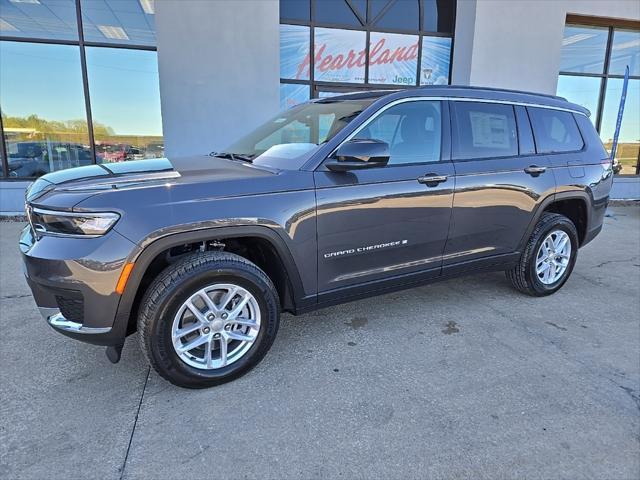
<box><xmin>330</xmin><ymin>96</ymin><xmax>588</xmax><ymax>158</ymax></box>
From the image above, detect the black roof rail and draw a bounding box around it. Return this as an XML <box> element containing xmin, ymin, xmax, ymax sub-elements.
<box><xmin>416</xmin><ymin>84</ymin><xmax>567</xmax><ymax>101</ymax></box>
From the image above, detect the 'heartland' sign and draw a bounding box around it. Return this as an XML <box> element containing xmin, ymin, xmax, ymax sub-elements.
<box><xmin>295</xmin><ymin>37</ymin><xmax>418</xmax><ymax>80</ymax></box>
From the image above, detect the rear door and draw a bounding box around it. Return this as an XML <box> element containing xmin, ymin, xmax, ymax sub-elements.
<box><xmin>314</xmin><ymin>99</ymin><xmax>455</xmax><ymax>295</ymax></box>
<box><xmin>444</xmin><ymin>101</ymin><xmax>556</xmax><ymax>269</ymax></box>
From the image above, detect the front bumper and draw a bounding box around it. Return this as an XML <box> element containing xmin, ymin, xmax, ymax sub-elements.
<box><xmin>40</xmin><ymin>307</ymin><xmax>112</xmax><ymax>335</ymax></box>
<box><xmin>21</xmin><ymin>225</ymin><xmax>137</xmax><ymax>346</ymax></box>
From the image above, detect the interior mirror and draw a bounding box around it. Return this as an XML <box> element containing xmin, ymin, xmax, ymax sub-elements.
<box><xmin>325</xmin><ymin>139</ymin><xmax>390</xmax><ymax>172</ymax></box>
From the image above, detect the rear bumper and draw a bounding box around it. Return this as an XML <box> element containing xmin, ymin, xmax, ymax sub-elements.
<box><xmin>21</xmin><ymin>225</ymin><xmax>136</xmax><ymax>346</ymax></box>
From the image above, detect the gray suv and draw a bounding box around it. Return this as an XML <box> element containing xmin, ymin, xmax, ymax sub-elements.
<box><xmin>20</xmin><ymin>87</ymin><xmax>613</xmax><ymax>388</ymax></box>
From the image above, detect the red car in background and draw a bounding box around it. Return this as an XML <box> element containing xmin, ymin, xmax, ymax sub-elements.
<box><xmin>96</xmin><ymin>143</ymin><xmax>144</xmax><ymax>162</ymax></box>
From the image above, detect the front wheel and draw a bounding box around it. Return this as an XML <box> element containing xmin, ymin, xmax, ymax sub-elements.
<box><xmin>138</xmin><ymin>252</ymin><xmax>280</xmax><ymax>388</ymax></box>
<box><xmin>506</xmin><ymin>212</ymin><xmax>579</xmax><ymax>296</ymax></box>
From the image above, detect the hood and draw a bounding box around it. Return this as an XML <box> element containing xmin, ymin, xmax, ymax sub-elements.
<box><xmin>26</xmin><ymin>155</ymin><xmax>312</xmax><ymax>210</ymax></box>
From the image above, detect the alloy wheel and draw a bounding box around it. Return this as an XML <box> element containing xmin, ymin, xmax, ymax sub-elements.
<box><xmin>535</xmin><ymin>230</ymin><xmax>572</xmax><ymax>285</ymax></box>
<box><xmin>171</xmin><ymin>283</ymin><xmax>261</xmax><ymax>370</ymax></box>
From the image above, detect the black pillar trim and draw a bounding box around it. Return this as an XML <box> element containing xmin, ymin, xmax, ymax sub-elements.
<box><xmin>0</xmin><ymin>106</ymin><xmax>8</xmax><ymax>178</ymax></box>
<box><xmin>75</xmin><ymin>0</ymin><xmax>97</xmax><ymax>165</ymax></box>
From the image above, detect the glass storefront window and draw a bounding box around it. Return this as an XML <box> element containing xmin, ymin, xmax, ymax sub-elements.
<box><xmin>280</xmin><ymin>24</ymin><xmax>310</xmax><ymax>80</ymax></box>
<box><xmin>557</xmin><ymin>22</ymin><xmax>639</xmax><ymax>175</ymax></box>
<box><xmin>560</xmin><ymin>25</ymin><xmax>608</xmax><ymax>74</ymax></box>
<box><xmin>280</xmin><ymin>0</ymin><xmax>310</xmax><ymax>21</ymax></box>
<box><xmin>368</xmin><ymin>32</ymin><xmax>418</xmax><ymax>86</ymax></box>
<box><xmin>0</xmin><ymin>0</ymin><xmax>78</xmax><ymax>41</ymax></box>
<box><xmin>81</xmin><ymin>0</ymin><xmax>156</xmax><ymax>46</ymax></box>
<box><xmin>0</xmin><ymin>41</ymin><xmax>91</xmax><ymax>178</ymax></box>
<box><xmin>315</xmin><ymin>0</ymin><xmax>362</xmax><ymax>27</ymax></box>
<box><xmin>609</xmin><ymin>29</ymin><xmax>640</xmax><ymax>76</ymax></box>
<box><xmin>372</xmin><ymin>0</ymin><xmax>418</xmax><ymax>31</ymax></box>
<box><xmin>556</xmin><ymin>75</ymin><xmax>602</xmax><ymax>122</ymax></box>
<box><xmin>420</xmin><ymin>36</ymin><xmax>451</xmax><ymax>85</ymax></box>
<box><xmin>278</xmin><ymin>1</ymin><xmax>454</xmax><ymax>119</ymax></box>
<box><xmin>85</xmin><ymin>47</ymin><xmax>162</xmax><ymax>162</ymax></box>
<box><xmin>422</xmin><ymin>0</ymin><xmax>455</xmax><ymax>33</ymax></box>
<box><xmin>280</xmin><ymin>83</ymin><xmax>310</xmax><ymax>110</ymax></box>
<box><xmin>314</xmin><ymin>27</ymin><xmax>366</xmax><ymax>83</ymax></box>
<box><xmin>600</xmin><ymin>78</ymin><xmax>639</xmax><ymax>175</ymax></box>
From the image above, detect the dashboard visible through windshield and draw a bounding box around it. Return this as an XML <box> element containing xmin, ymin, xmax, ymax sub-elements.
<box><xmin>220</xmin><ymin>99</ymin><xmax>375</xmax><ymax>170</ymax></box>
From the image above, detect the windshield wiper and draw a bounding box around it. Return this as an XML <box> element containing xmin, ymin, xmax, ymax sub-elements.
<box><xmin>209</xmin><ymin>151</ymin><xmax>254</xmax><ymax>162</ymax></box>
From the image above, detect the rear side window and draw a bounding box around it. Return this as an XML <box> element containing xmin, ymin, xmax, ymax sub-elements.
<box><xmin>528</xmin><ymin>107</ymin><xmax>584</xmax><ymax>153</ymax></box>
<box><xmin>452</xmin><ymin>102</ymin><xmax>518</xmax><ymax>160</ymax></box>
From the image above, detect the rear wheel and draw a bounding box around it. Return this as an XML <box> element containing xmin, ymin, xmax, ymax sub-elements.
<box><xmin>138</xmin><ymin>251</ymin><xmax>280</xmax><ymax>388</ymax></box>
<box><xmin>506</xmin><ymin>212</ymin><xmax>579</xmax><ymax>296</ymax></box>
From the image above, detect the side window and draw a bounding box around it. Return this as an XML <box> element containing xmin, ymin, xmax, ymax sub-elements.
<box><xmin>354</xmin><ymin>101</ymin><xmax>442</xmax><ymax>165</ymax></box>
<box><xmin>452</xmin><ymin>102</ymin><xmax>518</xmax><ymax>159</ymax></box>
<box><xmin>527</xmin><ymin>107</ymin><xmax>584</xmax><ymax>153</ymax></box>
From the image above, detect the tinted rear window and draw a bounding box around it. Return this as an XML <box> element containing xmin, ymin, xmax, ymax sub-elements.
<box><xmin>528</xmin><ymin>107</ymin><xmax>584</xmax><ymax>153</ymax></box>
<box><xmin>452</xmin><ymin>102</ymin><xmax>518</xmax><ymax>160</ymax></box>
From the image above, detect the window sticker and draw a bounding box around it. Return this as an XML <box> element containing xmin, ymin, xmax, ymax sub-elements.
<box><xmin>469</xmin><ymin>112</ymin><xmax>511</xmax><ymax>149</ymax></box>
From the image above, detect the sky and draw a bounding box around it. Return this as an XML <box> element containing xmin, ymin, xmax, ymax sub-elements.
<box><xmin>0</xmin><ymin>41</ymin><xmax>162</xmax><ymax>137</ymax></box>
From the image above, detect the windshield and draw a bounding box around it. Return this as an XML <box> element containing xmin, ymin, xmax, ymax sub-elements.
<box><xmin>221</xmin><ymin>99</ymin><xmax>374</xmax><ymax>170</ymax></box>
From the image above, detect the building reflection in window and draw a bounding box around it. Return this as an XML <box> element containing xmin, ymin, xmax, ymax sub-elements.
<box><xmin>0</xmin><ymin>41</ymin><xmax>91</xmax><ymax>178</ymax></box>
<box><xmin>86</xmin><ymin>47</ymin><xmax>163</xmax><ymax>163</ymax></box>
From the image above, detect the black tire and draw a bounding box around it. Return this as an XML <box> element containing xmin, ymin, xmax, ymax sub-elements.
<box><xmin>506</xmin><ymin>212</ymin><xmax>579</xmax><ymax>296</ymax></box>
<box><xmin>138</xmin><ymin>251</ymin><xmax>280</xmax><ymax>388</ymax></box>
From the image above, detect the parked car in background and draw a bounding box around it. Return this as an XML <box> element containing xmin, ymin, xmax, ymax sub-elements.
<box><xmin>145</xmin><ymin>142</ymin><xmax>165</xmax><ymax>158</ymax></box>
<box><xmin>96</xmin><ymin>143</ymin><xmax>144</xmax><ymax>162</ymax></box>
<box><xmin>8</xmin><ymin>141</ymin><xmax>92</xmax><ymax>177</ymax></box>
<box><xmin>21</xmin><ymin>86</ymin><xmax>613</xmax><ymax>388</ymax></box>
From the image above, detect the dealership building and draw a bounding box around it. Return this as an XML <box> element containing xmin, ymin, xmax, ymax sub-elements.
<box><xmin>0</xmin><ymin>0</ymin><xmax>638</xmax><ymax>214</ymax></box>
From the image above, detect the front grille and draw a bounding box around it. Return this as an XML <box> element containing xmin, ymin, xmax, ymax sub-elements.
<box><xmin>55</xmin><ymin>294</ymin><xmax>84</xmax><ymax>323</ymax></box>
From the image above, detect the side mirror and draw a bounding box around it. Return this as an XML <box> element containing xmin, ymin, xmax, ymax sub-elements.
<box><xmin>325</xmin><ymin>139</ymin><xmax>390</xmax><ymax>172</ymax></box>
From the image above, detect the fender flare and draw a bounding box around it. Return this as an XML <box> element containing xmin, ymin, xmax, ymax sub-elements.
<box><xmin>517</xmin><ymin>190</ymin><xmax>592</xmax><ymax>252</ymax></box>
<box><xmin>115</xmin><ymin>225</ymin><xmax>311</xmax><ymax>324</ymax></box>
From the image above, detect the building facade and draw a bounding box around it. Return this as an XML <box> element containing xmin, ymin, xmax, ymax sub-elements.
<box><xmin>0</xmin><ymin>0</ymin><xmax>638</xmax><ymax>214</ymax></box>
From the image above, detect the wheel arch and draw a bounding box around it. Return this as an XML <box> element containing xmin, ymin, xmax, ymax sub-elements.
<box><xmin>115</xmin><ymin>225</ymin><xmax>311</xmax><ymax>337</ymax></box>
<box><xmin>518</xmin><ymin>191</ymin><xmax>591</xmax><ymax>251</ymax></box>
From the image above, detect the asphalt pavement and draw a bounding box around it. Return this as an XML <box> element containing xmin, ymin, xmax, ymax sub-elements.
<box><xmin>1</xmin><ymin>206</ymin><xmax>639</xmax><ymax>480</ymax></box>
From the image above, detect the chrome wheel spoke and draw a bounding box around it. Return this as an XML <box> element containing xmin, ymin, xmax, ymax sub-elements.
<box><xmin>185</xmin><ymin>300</ymin><xmax>208</xmax><ymax>323</ymax></box>
<box><xmin>175</xmin><ymin>321</ymin><xmax>203</xmax><ymax>338</ymax></box>
<box><xmin>228</xmin><ymin>292</ymin><xmax>251</xmax><ymax>319</ymax></box>
<box><xmin>232</xmin><ymin>317</ymin><xmax>259</xmax><ymax>329</ymax></box>
<box><xmin>226</xmin><ymin>330</ymin><xmax>255</xmax><ymax>342</ymax></box>
<box><xmin>555</xmin><ymin>235</ymin><xmax>569</xmax><ymax>252</ymax></box>
<box><xmin>204</xmin><ymin>339</ymin><xmax>214</xmax><ymax>369</ymax></box>
<box><xmin>177</xmin><ymin>334</ymin><xmax>208</xmax><ymax>354</ymax></box>
<box><xmin>218</xmin><ymin>336</ymin><xmax>228</xmax><ymax>367</ymax></box>
<box><xmin>217</xmin><ymin>286</ymin><xmax>239</xmax><ymax>312</ymax></box>
<box><xmin>195</xmin><ymin>290</ymin><xmax>217</xmax><ymax>314</ymax></box>
<box><xmin>537</xmin><ymin>262</ymin><xmax>551</xmax><ymax>274</ymax></box>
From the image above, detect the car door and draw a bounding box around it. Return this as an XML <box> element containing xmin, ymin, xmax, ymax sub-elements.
<box><xmin>443</xmin><ymin>101</ymin><xmax>556</xmax><ymax>271</ymax></box>
<box><xmin>314</xmin><ymin>99</ymin><xmax>455</xmax><ymax>297</ymax></box>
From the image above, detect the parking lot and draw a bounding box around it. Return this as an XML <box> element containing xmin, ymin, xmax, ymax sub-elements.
<box><xmin>1</xmin><ymin>206</ymin><xmax>639</xmax><ymax>480</ymax></box>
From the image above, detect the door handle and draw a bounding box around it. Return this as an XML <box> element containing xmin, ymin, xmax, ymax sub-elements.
<box><xmin>417</xmin><ymin>174</ymin><xmax>448</xmax><ymax>186</ymax></box>
<box><xmin>524</xmin><ymin>165</ymin><xmax>547</xmax><ymax>176</ymax></box>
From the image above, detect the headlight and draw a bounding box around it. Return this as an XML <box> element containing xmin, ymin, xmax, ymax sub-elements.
<box><xmin>29</xmin><ymin>208</ymin><xmax>120</xmax><ymax>237</ymax></box>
